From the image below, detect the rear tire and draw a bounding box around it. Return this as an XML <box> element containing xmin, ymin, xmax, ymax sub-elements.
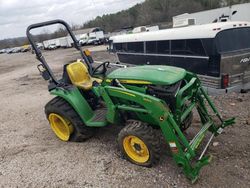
<box><xmin>45</xmin><ymin>97</ymin><xmax>94</xmax><ymax>142</ymax></box>
<box><xmin>118</xmin><ymin>120</ymin><xmax>160</xmax><ymax>167</ymax></box>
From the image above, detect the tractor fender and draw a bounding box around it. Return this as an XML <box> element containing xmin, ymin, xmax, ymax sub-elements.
<box><xmin>50</xmin><ymin>87</ymin><xmax>94</xmax><ymax>125</ymax></box>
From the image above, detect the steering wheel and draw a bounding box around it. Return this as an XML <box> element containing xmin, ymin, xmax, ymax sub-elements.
<box><xmin>92</xmin><ymin>61</ymin><xmax>110</xmax><ymax>75</ymax></box>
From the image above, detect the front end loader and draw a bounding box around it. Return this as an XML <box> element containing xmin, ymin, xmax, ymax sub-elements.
<box><xmin>27</xmin><ymin>20</ymin><xmax>235</xmax><ymax>182</ymax></box>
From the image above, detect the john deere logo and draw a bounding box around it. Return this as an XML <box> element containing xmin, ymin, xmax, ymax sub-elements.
<box><xmin>240</xmin><ymin>57</ymin><xmax>250</xmax><ymax>64</ymax></box>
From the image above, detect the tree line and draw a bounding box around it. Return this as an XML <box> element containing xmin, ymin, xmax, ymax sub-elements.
<box><xmin>83</xmin><ymin>0</ymin><xmax>250</xmax><ymax>32</ymax></box>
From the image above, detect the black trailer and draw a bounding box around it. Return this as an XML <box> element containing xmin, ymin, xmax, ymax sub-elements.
<box><xmin>109</xmin><ymin>22</ymin><xmax>250</xmax><ymax>93</ymax></box>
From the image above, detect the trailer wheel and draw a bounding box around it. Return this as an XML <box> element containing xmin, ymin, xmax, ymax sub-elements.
<box><xmin>118</xmin><ymin>120</ymin><xmax>160</xmax><ymax>167</ymax></box>
<box><xmin>45</xmin><ymin>97</ymin><xmax>95</xmax><ymax>142</ymax></box>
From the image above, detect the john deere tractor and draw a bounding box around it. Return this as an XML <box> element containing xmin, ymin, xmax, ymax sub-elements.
<box><xmin>27</xmin><ymin>20</ymin><xmax>235</xmax><ymax>182</ymax></box>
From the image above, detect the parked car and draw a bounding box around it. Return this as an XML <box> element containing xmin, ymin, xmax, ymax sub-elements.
<box><xmin>21</xmin><ymin>47</ymin><xmax>30</xmax><ymax>53</ymax></box>
<box><xmin>36</xmin><ymin>43</ymin><xmax>44</xmax><ymax>50</ymax></box>
<box><xmin>12</xmin><ymin>47</ymin><xmax>22</xmax><ymax>53</ymax></box>
<box><xmin>87</xmin><ymin>36</ymin><xmax>98</xmax><ymax>45</ymax></box>
<box><xmin>0</xmin><ymin>49</ymin><xmax>6</xmax><ymax>54</ymax></box>
<box><xmin>47</xmin><ymin>44</ymin><xmax>57</xmax><ymax>50</ymax></box>
<box><xmin>7</xmin><ymin>48</ymin><xmax>15</xmax><ymax>54</ymax></box>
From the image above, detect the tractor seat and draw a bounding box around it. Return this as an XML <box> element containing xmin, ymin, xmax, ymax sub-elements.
<box><xmin>66</xmin><ymin>61</ymin><xmax>102</xmax><ymax>90</ymax></box>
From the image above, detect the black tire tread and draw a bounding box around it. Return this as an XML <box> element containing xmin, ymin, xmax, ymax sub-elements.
<box><xmin>45</xmin><ymin>96</ymin><xmax>94</xmax><ymax>142</ymax></box>
<box><xmin>118</xmin><ymin>120</ymin><xmax>161</xmax><ymax>167</ymax></box>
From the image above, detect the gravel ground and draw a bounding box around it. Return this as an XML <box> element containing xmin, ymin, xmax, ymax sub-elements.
<box><xmin>0</xmin><ymin>47</ymin><xmax>249</xmax><ymax>188</ymax></box>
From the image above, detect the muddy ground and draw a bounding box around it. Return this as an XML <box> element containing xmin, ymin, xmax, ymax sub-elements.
<box><xmin>0</xmin><ymin>47</ymin><xmax>249</xmax><ymax>188</ymax></box>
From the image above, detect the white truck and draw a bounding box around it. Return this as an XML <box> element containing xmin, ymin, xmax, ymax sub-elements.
<box><xmin>86</xmin><ymin>31</ymin><xmax>105</xmax><ymax>45</ymax></box>
<box><xmin>79</xmin><ymin>34</ymin><xmax>89</xmax><ymax>46</ymax></box>
<box><xmin>58</xmin><ymin>37</ymin><xmax>72</xmax><ymax>48</ymax></box>
<box><xmin>132</xmin><ymin>26</ymin><xmax>159</xmax><ymax>33</ymax></box>
<box><xmin>43</xmin><ymin>39</ymin><xmax>60</xmax><ymax>49</ymax></box>
<box><xmin>173</xmin><ymin>2</ymin><xmax>250</xmax><ymax>27</ymax></box>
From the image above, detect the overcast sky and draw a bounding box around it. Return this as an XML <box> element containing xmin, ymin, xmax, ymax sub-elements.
<box><xmin>0</xmin><ymin>0</ymin><xmax>145</xmax><ymax>39</ymax></box>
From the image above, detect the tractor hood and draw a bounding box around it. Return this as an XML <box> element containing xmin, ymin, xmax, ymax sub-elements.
<box><xmin>106</xmin><ymin>65</ymin><xmax>186</xmax><ymax>85</ymax></box>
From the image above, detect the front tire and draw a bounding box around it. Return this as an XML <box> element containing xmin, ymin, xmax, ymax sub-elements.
<box><xmin>118</xmin><ymin>120</ymin><xmax>160</xmax><ymax>167</ymax></box>
<box><xmin>45</xmin><ymin>97</ymin><xmax>94</xmax><ymax>142</ymax></box>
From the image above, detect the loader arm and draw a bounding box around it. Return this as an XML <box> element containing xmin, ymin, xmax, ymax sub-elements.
<box><xmin>96</xmin><ymin>75</ymin><xmax>235</xmax><ymax>182</ymax></box>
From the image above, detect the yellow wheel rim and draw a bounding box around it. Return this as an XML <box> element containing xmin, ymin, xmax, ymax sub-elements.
<box><xmin>123</xmin><ymin>135</ymin><xmax>150</xmax><ymax>164</ymax></box>
<box><xmin>48</xmin><ymin>113</ymin><xmax>74</xmax><ymax>141</ymax></box>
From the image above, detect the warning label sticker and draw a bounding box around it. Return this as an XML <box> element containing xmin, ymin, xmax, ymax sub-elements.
<box><xmin>169</xmin><ymin>142</ymin><xmax>177</xmax><ymax>148</ymax></box>
<box><xmin>169</xmin><ymin>142</ymin><xmax>178</xmax><ymax>153</ymax></box>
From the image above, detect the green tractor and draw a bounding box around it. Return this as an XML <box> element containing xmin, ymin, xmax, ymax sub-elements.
<box><xmin>27</xmin><ymin>20</ymin><xmax>235</xmax><ymax>182</ymax></box>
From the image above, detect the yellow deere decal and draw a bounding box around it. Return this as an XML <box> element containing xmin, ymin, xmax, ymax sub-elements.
<box><xmin>119</xmin><ymin>80</ymin><xmax>152</xmax><ymax>84</ymax></box>
<box><xmin>111</xmin><ymin>89</ymin><xmax>136</xmax><ymax>97</ymax></box>
<box><xmin>105</xmin><ymin>79</ymin><xmax>112</xmax><ymax>83</ymax></box>
<box><xmin>105</xmin><ymin>79</ymin><xmax>151</xmax><ymax>85</ymax></box>
<box><xmin>195</xmin><ymin>134</ymin><xmax>205</xmax><ymax>149</ymax></box>
<box><xmin>143</xmin><ymin>98</ymin><xmax>152</xmax><ymax>103</ymax></box>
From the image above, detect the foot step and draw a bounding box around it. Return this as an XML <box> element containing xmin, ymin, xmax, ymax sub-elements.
<box><xmin>92</xmin><ymin>108</ymin><xmax>107</xmax><ymax>122</ymax></box>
